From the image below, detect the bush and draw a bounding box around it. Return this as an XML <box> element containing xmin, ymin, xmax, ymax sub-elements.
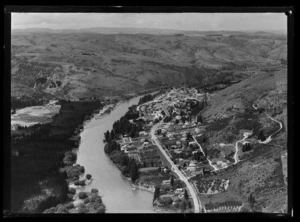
<box><xmin>94</xmin><ymin>204</ymin><xmax>106</xmax><ymax>213</ymax></box>
<box><xmin>78</xmin><ymin>206</ymin><xmax>88</xmax><ymax>213</ymax></box>
<box><xmin>67</xmin><ymin>194</ymin><xmax>74</xmax><ymax>201</ymax></box>
<box><xmin>86</xmin><ymin>174</ymin><xmax>92</xmax><ymax>180</ymax></box>
<box><xmin>74</xmin><ymin>180</ymin><xmax>86</xmax><ymax>186</ymax></box>
<box><xmin>68</xmin><ymin>187</ymin><xmax>76</xmax><ymax>195</ymax></box>
<box><xmin>78</xmin><ymin>192</ymin><xmax>88</xmax><ymax>200</ymax></box>
<box><xmin>91</xmin><ymin>188</ymin><xmax>98</xmax><ymax>194</ymax></box>
<box><xmin>66</xmin><ymin>202</ymin><xmax>74</xmax><ymax>209</ymax></box>
<box><xmin>159</xmin><ymin>196</ymin><xmax>173</xmax><ymax>206</ymax></box>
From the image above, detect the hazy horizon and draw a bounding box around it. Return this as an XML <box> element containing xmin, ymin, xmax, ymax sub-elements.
<box><xmin>12</xmin><ymin>13</ymin><xmax>287</xmax><ymax>33</ymax></box>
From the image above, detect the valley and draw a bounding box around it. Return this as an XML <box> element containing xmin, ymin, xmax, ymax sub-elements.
<box><xmin>9</xmin><ymin>28</ymin><xmax>288</xmax><ymax>214</ymax></box>
<box><xmin>11</xmin><ymin>30</ymin><xmax>287</xmax><ymax>101</ymax></box>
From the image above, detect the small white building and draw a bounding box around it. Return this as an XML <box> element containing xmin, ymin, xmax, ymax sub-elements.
<box><xmin>121</xmin><ymin>145</ymin><xmax>128</xmax><ymax>151</ymax></box>
<box><xmin>175</xmin><ymin>188</ymin><xmax>183</xmax><ymax>194</ymax></box>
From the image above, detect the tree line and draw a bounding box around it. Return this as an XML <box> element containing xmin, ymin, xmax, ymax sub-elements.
<box><xmin>138</xmin><ymin>94</ymin><xmax>155</xmax><ymax>105</ymax></box>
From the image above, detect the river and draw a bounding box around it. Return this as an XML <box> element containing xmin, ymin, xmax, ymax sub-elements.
<box><xmin>74</xmin><ymin>96</ymin><xmax>163</xmax><ymax>213</ymax></box>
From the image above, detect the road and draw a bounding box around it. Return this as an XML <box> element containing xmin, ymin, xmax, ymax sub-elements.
<box><xmin>192</xmin><ymin>135</ymin><xmax>218</xmax><ymax>171</ymax></box>
<box><xmin>151</xmin><ymin>123</ymin><xmax>202</xmax><ymax>213</ymax></box>
<box><xmin>252</xmin><ymin>102</ymin><xmax>283</xmax><ymax>144</ymax></box>
<box><xmin>233</xmin><ymin>132</ymin><xmax>251</xmax><ymax>164</ymax></box>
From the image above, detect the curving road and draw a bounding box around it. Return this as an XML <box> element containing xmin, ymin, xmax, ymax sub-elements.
<box><xmin>252</xmin><ymin>102</ymin><xmax>283</xmax><ymax>144</ymax></box>
<box><xmin>151</xmin><ymin>123</ymin><xmax>202</xmax><ymax>213</ymax></box>
<box><xmin>233</xmin><ymin>132</ymin><xmax>251</xmax><ymax>164</ymax></box>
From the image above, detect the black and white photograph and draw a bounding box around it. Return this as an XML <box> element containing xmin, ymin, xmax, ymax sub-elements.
<box><xmin>4</xmin><ymin>7</ymin><xmax>291</xmax><ymax>216</ymax></box>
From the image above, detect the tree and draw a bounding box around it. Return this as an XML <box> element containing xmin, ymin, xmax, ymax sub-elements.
<box><xmin>104</xmin><ymin>130</ymin><xmax>110</xmax><ymax>142</ymax></box>
<box><xmin>242</xmin><ymin>143</ymin><xmax>251</xmax><ymax>152</ymax></box>
<box><xmin>157</xmin><ymin>166</ymin><xmax>161</xmax><ymax>173</ymax></box>
<box><xmin>258</xmin><ymin>130</ymin><xmax>266</xmax><ymax>141</ymax></box>
<box><xmin>180</xmin><ymin>200</ymin><xmax>186</xmax><ymax>211</ymax></box>
<box><xmin>129</xmin><ymin>159</ymin><xmax>139</xmax><ymax>182</ymax></box>
<box><xmin>188</xmin><ymin>201</ymin><xmax>192</xmax><ymax>209</ymax></box>
<box><xmin>194</xmin><ymin>151</ymin><xmax>201</xmax><ymax>161</ymax></box>
<box><xmin>248</xmin><ymin>193</ymin><xmax>256</xmax><ymax>209</ymax></box>
<box><xmin>170</xmin><ymin>175</ymin><xmax>174</xmax><ymax>187</ymax></box>
<box><xmin>110</xmin><ymin>130</ymin><xmax>115</xmax><ymax>140</ymax></box>
<box><xmin>153</xmin><ymin>186</ymin><xmax>160</xmax><ymax>203</ymax></box>
<box><xmin>197</xmin><ymin>114</ymin><xmax>203</xmax><ymax>123</ymax></box>
<box><xmin>184</xmin><ymin>189</ymin><xmax>189</xmax><ymax>200</ymax></box>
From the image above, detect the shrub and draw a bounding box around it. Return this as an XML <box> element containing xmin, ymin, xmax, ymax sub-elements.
<box><xmin>68</xmin><ymin>187</ymin><xmax>76</xmax><ymax>195</ymax></box>
<box><xmin>91</xmin><ymin>188</ymin><xmax>98</xmax><ymax>194</ymax></box>
<box><xmin>86</xmin><ymin>174</ymin><xmax>92</xmax><ymax>180</ymax></box>
<box><xmin>78</xmin><ymin>192</ymin><xmax>88</xmax><ymax>200</ymax></box>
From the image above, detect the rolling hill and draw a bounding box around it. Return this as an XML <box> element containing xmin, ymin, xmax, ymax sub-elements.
<box><xmin>11</xmin><ymin>29</ymin><xmax>287</xmax><ymax>101</ymax></box>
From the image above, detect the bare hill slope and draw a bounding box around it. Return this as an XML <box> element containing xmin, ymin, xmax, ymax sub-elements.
<box><xmin>11</xmin><ymin>31</ymin><xmax>287</xmax><ymax>100</ymax></box>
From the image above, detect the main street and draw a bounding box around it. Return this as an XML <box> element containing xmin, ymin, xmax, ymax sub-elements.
<box><xmin>151</xmin><ymin>123</ymin><xmax>203</xmax><ymax>213</ymax></box>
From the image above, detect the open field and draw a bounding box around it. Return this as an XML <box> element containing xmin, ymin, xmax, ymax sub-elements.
<box><xmin>11</xmin><ymin>104</ymin><xmax>61</xmax><ymax>129</ymax></box>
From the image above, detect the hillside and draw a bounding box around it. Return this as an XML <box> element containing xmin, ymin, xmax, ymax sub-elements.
<box><xmin>11</xmin><ymin>30</ymin><xmax>287</xmax><ymax>101</ymax></box>
<box><xmin>197</xmin><ymin>67</ymin><xmax>287</xmax><ymax>213</ymax></box>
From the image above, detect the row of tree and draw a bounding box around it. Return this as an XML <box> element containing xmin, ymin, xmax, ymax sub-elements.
<box><xmin>104</xmin><ymin>140</ymin><xmax>140</xmax><ymax>182</ymax></box>
<box><xmin>11</xmin><ymin>96</ymin><xmax>47</xmax><ymax>110</ymax></box>
<box><xmin>138</xmin><ymin>94</ymin><xmax>155</xmax><ymax>105</ymax></box>
<box><xmin>242</xmin><ymin>143</ymin><xmax>252</xmax><ymax>152</ymax></box>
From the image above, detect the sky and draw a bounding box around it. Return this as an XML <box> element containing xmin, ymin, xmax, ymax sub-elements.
<box><xmin>11</xmin><ymin>13</ymin><xmax>287</xmax><ymax>32</ymax></box>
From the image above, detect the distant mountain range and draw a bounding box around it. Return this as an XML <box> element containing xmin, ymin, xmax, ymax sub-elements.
<box><xmin>12</xmin><ymin>27</ymin><xmax>287</xmax><ymax>36</ymax></box>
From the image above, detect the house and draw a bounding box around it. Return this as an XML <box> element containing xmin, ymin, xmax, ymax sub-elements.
<box><xmin>162</xmin><ymin>180</ymin><xmax>170</xmax><ymax>185</ymax></box>
<box><xmin>125</xmin><ymin>146</ymin><xmax>138</xmax><ymax>153</ymax></box>
<box><xmin>203</xmin><ymin>168</ymin><xmax>211</xmax><ymax>175</ymax></box>
<box><xmin>139</xmin><ymin>131</ymin><xmax>148</xmax><ymax>136</ymax></box>
<box><xmin>240</xmin><ymin>129</ymin><xmax>253</xmax><ymax>135</ymax></box>
<box><xmin>175</xmin><ymin>188</ymin><xmax>183</xmax><ymax>194</ymax></box>
<box><xmin>121</xmin><ymin>145</ymin><xmax>128</xmax><ymax>151</ymax></box>
<box><xmin>143</xmin><ymin>141</ymin><xmax>150</xmax><ymax>147</ymax></box>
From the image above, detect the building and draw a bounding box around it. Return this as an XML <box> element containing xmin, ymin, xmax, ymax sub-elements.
<box><xmin>125</xmin><ymin>146</ymin><xmax>138</xmax><ymax>154</ymax></box>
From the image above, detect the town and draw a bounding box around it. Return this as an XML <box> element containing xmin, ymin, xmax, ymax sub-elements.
<box><xmin>104</xmin><ymin>87</ymin><xmax>234</xmax><ymax>212</ymax></box>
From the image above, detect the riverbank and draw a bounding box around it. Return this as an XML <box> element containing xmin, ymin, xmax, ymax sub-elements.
<box><xmin>42</xmin><ymin>102</ymin><xmax>124</xmax><ymax>213</ymax></box>
<box><xmin>11</xmin><ymin>99</ymin><xmax>103</xmax><ymax>213</ymax></box>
